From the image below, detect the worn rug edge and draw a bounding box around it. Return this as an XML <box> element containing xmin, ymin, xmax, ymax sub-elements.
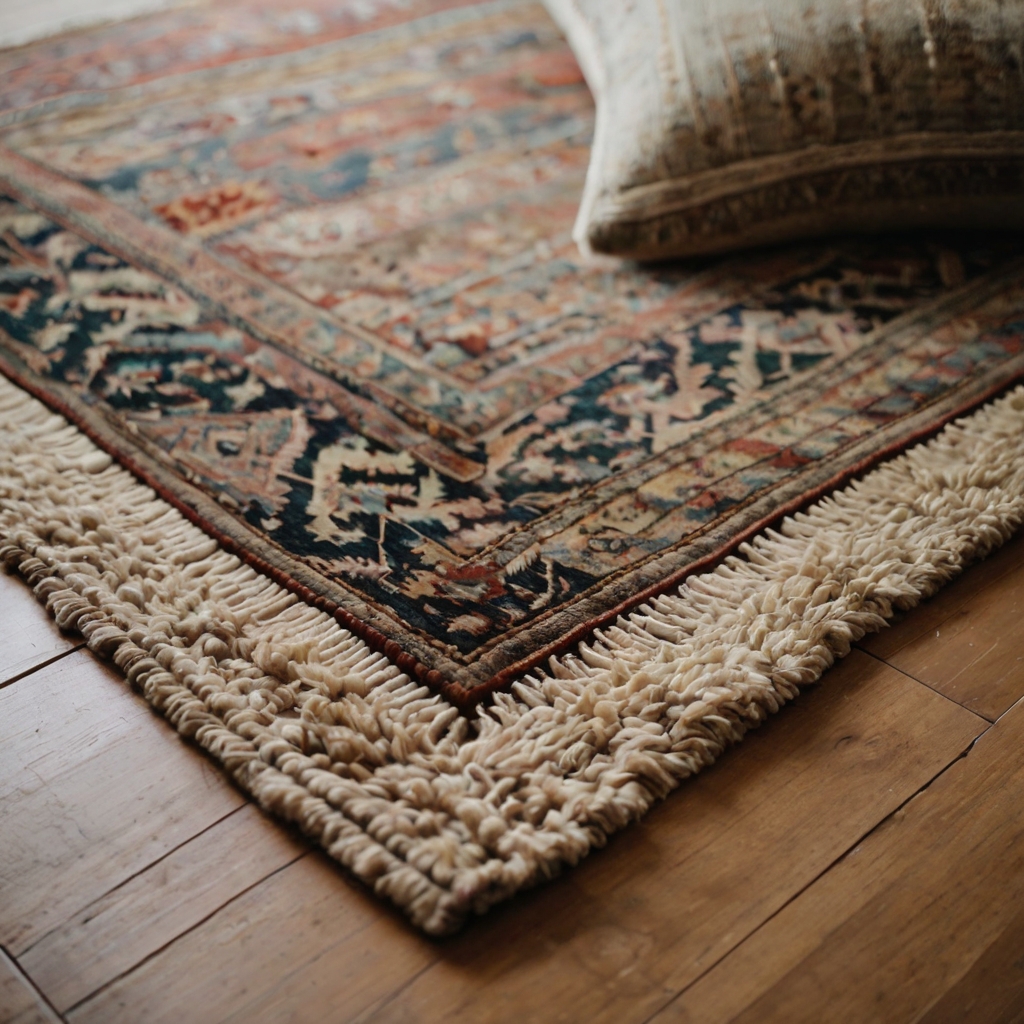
<box><xmin>1</xmin><ymin>369</ymin><xmax>1022</xmax><ymax>935</ymax></box>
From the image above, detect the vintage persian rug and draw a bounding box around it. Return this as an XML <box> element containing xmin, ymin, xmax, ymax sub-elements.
<box><xmin>2</xmin><ymin>0</ymin><xmax>1024</xmax><ymax>933</ymax></box>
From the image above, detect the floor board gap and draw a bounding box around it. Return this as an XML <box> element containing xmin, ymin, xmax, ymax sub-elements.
<box><xmin>63</xmin><ymin>852</ymin><xmax>309</xmax><ymax>1018</ymax></box>
<box><xmin>637</xmin><ymin>727</ymin><xmax>991</xmax><ymax>1024</ymax></box>
<box><xmin>1</xmin><ymin>945</ymin><xmax>68</xmax><ymax>1023</ymax></box>
<box><xmin>17</xmin><ymin>802</ymin><xmax>252</xmax><ymax>960</ymax></box>
<box><xmin>0</xmin><ymin>643</ymin><xmax>86</xmax><ymax>692</ymax></box>
<box><xmin>853</xmin><ymin>645</ymin><xmax>998</xmax><ymax>722</ymax></box>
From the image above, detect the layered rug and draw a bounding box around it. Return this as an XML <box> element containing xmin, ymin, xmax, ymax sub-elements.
<box><xmin>2</xmin><ymin>0</ymin><xmax>1024</xmax><ymax>933</ymax></box>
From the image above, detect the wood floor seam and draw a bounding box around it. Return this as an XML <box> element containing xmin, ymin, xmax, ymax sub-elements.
<box><xmin>990</xmin><ymin>690</ymin><xmax>1024</xmax><ymax>726</ymax></box>
<box><xmin>0</xmin><ymin>945</ymin><xmax>67</xmax><ymax>1024</ymax></box>
<box><xmin>659</xmin><ymin>690</ymin><xmax>1024</xmax><ymax>1023</ymax></box>
<box><xmin>0</xmin><ymin>643</ymin><xmax>85</xmax><ymax>693</ymax></box>
<box><xmin>15</xmin><ymin>803</ymin><xmax>253</xmax><ymax>962</ymax></box>
<box><xmin>853</xmin><ymin>643</ymin><xmax>999</xmax><ymax>721</ymax></box>
<box><xmin>221</xmin><ymin>904</ymin><xmax>419</xmax><ymax>1024</ymax></box>
<box><xmin>639</xmin><ymin>723</ymin><xmax>992</xmax><ymax>1024</ymax></box>
<box><xmin>63</xmin><ymin>852</ymin><xmax>310</xmax><ymax>1019</ymax></box>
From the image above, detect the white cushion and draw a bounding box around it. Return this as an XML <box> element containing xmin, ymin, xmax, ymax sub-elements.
<box><xmin>545</xmin><ymin>0</ymin><xmax>1024</xmax><ymax>259</ymax></box>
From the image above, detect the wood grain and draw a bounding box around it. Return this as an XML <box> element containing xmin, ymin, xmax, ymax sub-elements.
<box><xmin>0</xmin><ymin>571</ymin><xmax>79</xmax><ymax>687</ymax></box>
<box><xmin>69</xmin><ymin>651</ymin><xmax>985</xmax><ymax>1024</ymax></box>
<box><xmin>0</xmin><ymin>949</ymin><xmax>60</xmax><ymax>1024</ymax></box>
<box><xmin>68</xmin><ymin>853</ymin><xmax>438</xmax><ymax>1024</ymax></box>
<box><xmin>363</xmin><ymin>653</ymin><xmax>985</xmax><ymax>1024</ymax></box>
<box><xmin>918</xmin><ymin>905</ymin><xmax>1024</xmax><ymax>1024</ymax></box>
<box><xmin>20</xmin><ymin>804</ymin><xmax>306</xmax><ymax>1013</ymax></box>
<box><xmin>0</xmin><ymin>650</ymin><xmax>244</xmax><ymax>956</ymax></box>
<box><xmin>860</xmin><ymin>530</ymin><xmax>1024</xmax><ymax>720</ymax></box>
<box><xmin>653</xmin><ymin>693</ymin><xmax>1024</xmax><ymax>1024</ymax></box>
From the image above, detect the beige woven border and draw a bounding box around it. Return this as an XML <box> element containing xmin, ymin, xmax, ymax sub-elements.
<box><xmin>2</xmin><ymin>370</ymin><xmax>1022</xmax><ymax>934</ymax></box>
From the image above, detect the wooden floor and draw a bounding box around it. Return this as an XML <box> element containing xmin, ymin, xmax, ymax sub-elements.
<box><xmin>1</xmin><ymin>533</ymin><xmax>1024</xmax><ymax>1024</ymax></box>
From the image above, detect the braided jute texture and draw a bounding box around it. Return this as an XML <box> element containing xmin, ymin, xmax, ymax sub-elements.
<box><xmin>2</xmin><ymin>371</ymin><xmax>1023</xmax><ymax>935</ymax></box>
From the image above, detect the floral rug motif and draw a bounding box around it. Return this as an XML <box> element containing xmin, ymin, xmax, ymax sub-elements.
<box><xmin>2</xmin><ymin>0</ymin><xmax>1024</xmax><ymax>702</ymax></box>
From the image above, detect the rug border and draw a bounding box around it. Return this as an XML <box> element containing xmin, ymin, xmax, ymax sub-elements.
<box><xmin>3</xmin><ymin>342</ymin><xmax>1023</xmax><ymax>708</ymax></box>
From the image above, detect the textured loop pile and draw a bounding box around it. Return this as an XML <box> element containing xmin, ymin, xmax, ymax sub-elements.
<box><xmin>2</xmin><ymin>371</ymin><xmax>1023</xmax><ymax>933</ymax></box>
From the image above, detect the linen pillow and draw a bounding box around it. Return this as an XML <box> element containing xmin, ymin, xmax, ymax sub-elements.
<box><xmin>544</xmin><ymin>0</ymin><xmax>1024</xmax><ymax>260</ymax></box>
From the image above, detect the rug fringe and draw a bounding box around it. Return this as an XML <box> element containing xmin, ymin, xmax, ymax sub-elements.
<box><xmin>2</xmin><ymin>372</ymin><xmax>1022</xmax><ymax>934</ymax></box>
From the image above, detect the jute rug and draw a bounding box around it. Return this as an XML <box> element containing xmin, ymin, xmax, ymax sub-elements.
<box><xmin>2</xmin><ymin>0</ymin><xmax>1024</xmax><ymax>934</ymax></box>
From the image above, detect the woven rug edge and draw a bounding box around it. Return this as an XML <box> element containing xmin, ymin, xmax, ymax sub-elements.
<box><xmin>1</xmin><ymin>369</ymin><xmax>1022</xmax><ymax>935</ymax></box>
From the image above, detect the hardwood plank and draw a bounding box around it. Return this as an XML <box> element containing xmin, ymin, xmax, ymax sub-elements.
<box><xmin>860</xmin><ymin>530</ymin><xmax>1024</xmax><ymax>720</ymax></box>
<box><xmin>70</xmin><ymin>652</ymin><xmax>984</xmax><ymax>1024</ymax></box>
<box><xmin>651</xmin><ymin>694</ymin><xmax>1024</xmax><ymax>1024</ymax></box>
<box><xmin>917</xmin><ymin>905</ymin><xmax>1024</xmax><ymax>1024</ymax></box>
<box><xmin>0</xmin><ymin>571</ymin><xmax>79</xmax><ymax>688</ymax></box>
<box><xmin>20</xmin><ymin>804</ymin><xmax>306</xmax><ymax>1013</ymax></box>
<box><xmin>0</xmin><ymin>950</ymin><xmax>60</xmax><ymax>1024</ymax></box>
<box><xmin>0</xmin><ymin>650</ymin><xmax>244</xmax><ymax>955</ymax></box>
<box><xmin>68</xmin><ymin>854</ymin><xmax>437</xmax><ymax>1024</ymax></box>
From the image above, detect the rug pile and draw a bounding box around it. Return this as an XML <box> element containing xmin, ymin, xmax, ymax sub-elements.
<box><xmin>2</xmin><ymin>0</ymin><xmax>1024</xmax><ymax>933</ymax></box>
